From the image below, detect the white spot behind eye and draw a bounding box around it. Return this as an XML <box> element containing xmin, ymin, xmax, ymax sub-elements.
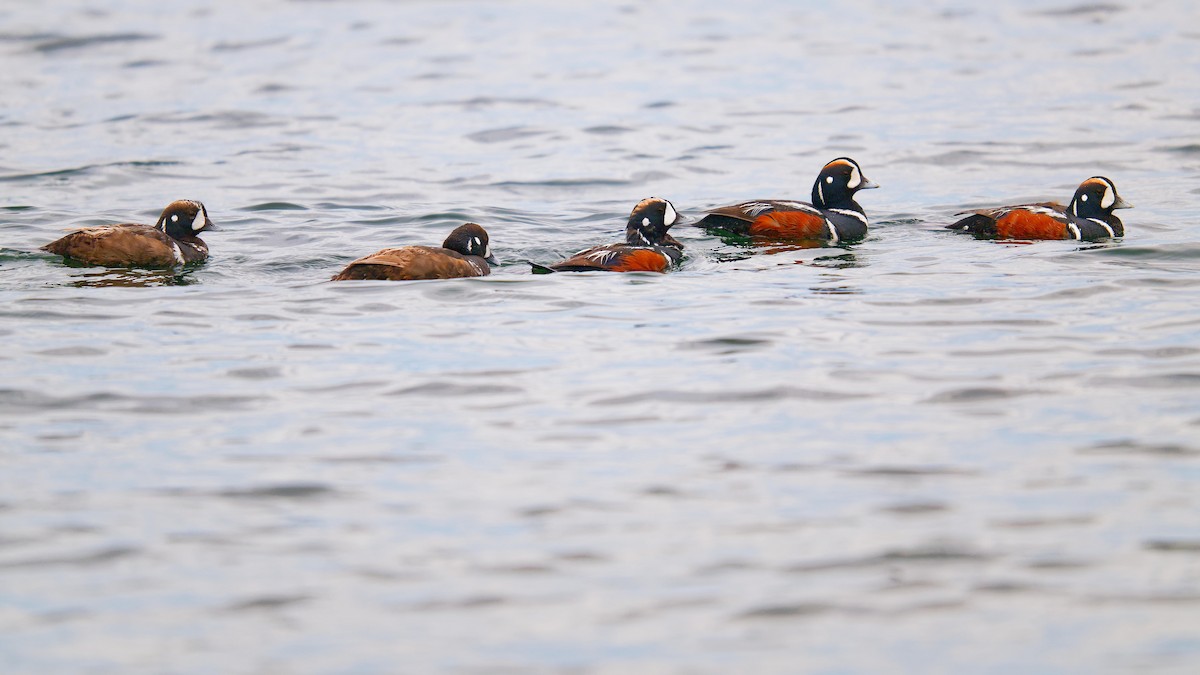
<box><xmin>472</xmin><ymin>237</ymin><xmax>481</xmax><ymax>252</ymax></box>
<box><xmin>663</xmin><ymin>201</ymin><xmax>677</xmax><ymax>226</ymax></box>
<box><xmin>171</xmin><ymin>214</ymin><xmax>179</xmax><ymax>222</ymax></box>
<box><xmin>848</xmin><ymin>166</ymin><xmax>861</xmax><ymax>189</ymax></box>
<box><xmin>1101</xmin><ymin>185</ymin><xmax>1115</xmax><ymax>209</ymax></box>
<box><xmin>642</xmin><ymin>217</ymin><xmax>650</xmax><ymax>227</ymax></box>
<box><xmin>826</xmin><ymin>176</ymin><xmax>834</xmax><ymax>184</ymax></box>
<box><xmin>1081</xmin><ymin>194</ymin><xmax>1088</xmax><ymax>202</ymax></box>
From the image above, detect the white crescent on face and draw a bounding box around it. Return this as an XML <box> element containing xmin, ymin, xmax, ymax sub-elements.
<box><xmin>1101</xmin><ymin>183</ymin><xmax>1115</xmax><ymax>209</ymax></box>
<box><xmin>191</xmin><ymin>207</ymin><xmax>206</xmax><ymax>231</ymax></box>
<box><xmin>847</xmin><ymin>165</ymin><xmax>862</xmax><ymax>189</ymax></box>
<box><xmin>663</xmin><ymin>200</ymin><xmax>678</xmax><ymax>226</ymax></box>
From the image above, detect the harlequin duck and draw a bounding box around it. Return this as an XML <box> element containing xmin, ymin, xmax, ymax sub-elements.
<box><xmin>947</xmin><ymin>176</ymin><xmax>1131</xmax><ymax>241</ymax></box>
<box><xmin>331</xmin><ymin>223</ymin><xmax>496</xmax><ymax>281</ymax></box>
<box><xmin>695</xmin><ymin>157</ymin><xmax>879</xmax><ymax>243</ymax></box>
<box><xmin>42</xmin><ymin>200</ymin><xmax>215</xmax><ymax>267</ymax></box>
<box><xmin>532</xmin><ymin>198</ymin><xmax>683</xmax><ymax>273</ymax></box>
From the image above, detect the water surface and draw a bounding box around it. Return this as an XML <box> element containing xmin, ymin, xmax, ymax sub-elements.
<box><xmin>2</xmin><ymin>1</ymin><xmax>1199</xmax><ymax>672</ymax></box>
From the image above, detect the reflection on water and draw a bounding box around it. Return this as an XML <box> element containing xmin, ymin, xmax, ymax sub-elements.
<box><xmin>1</xmin><ymin>0</ymin><xmax>1199</xmax><ymax>673</ymax></box>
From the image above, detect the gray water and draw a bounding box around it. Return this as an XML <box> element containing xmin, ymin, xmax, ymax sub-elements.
<box><xmin>2</xmin><ymin>1</ymin><xmax>1200</xmax><ymax>673</ymax></box>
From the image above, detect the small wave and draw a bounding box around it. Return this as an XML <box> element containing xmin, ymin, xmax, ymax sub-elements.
<box><xmin>676</xmin><ymin>335</ymin><xmax>774</xmax><ymax>354</ymax></box>
<box><xmin>211</xmin><ymin>36</ymin><xmax>288</xmax><ymax>52</ymax></box>
<box><xmin>1089</xmin><ymin>373</ymin><xmax>1200</xmax><ymax>390</ymax></box>
<box><xmin>0</xmin><ymin>389</ymin><xmax>264</xmax><ymax>414</ymax></box>
<box><xmin>0</xmin><ymin>545</ymin><xmax>139</xmax><ymax>569</ymax></box>
<box><xmin>387</xmin><ymin>382</ymin><xmax>524</xmax><ymax>397</ymax></box>
<box><xmin>1144</xmin><ymin>539</ymin><xmax>1200</xmax><ymax>553</ymax></box>
<box><xmin>466</xmin><ymin>126</ymin><xmax>550</xmax><ymax>144</ymax></box>
<box><xmin>33</xmin><ymin>33</ymin><xmax>154</xmax><ymax>53</ymax></box>
<box><xmin>592</xmin><ymin>386</ymin><xmax>867</xmax><ymax>406</ymax></box>
<box><xmin>737</xmin><ymin>602</ymin><xmax>844</xmax><ymax>620</ymax></box>
<box><xmin>1080</xmin><ymin>439</ymin><xmax>1199</xmax><ymax>456</ymax></box>
<box><xmin>0</xmin><ymin>160</ymin><xmax>180</xmax><ymax>183</ymax></box>
<box><xmin>1033</xmin><ymin>4</ymin><xmax>1125</xmax><ymax>18</ymax></box>
<box><xmin>925</xmin><ymin>387</ymin><xmax>1049</xmax><ymax>403</ymax></box>
<box><xmin>1089</xmin><ymin>243</ymin><xmax>1200</xmax><ymax>261</ymax></box>
<box><xmin>221</xmin><ymin>594</ymin><xmax>311</xmax><ymax>612</ymax></box>
<box><xmin>217</xmin><ymin>483</ymin><xmax>336</xmax><ymax>500</ymax></box>
<box><xmin>787</xmin><ymin>543</ymin><xmax>993</xmax><ymax>573</ymax></box>
<box><xmin>241</xmin><ymin>202</ymin><xmax>308</xmax><ymax>212</ymax></box>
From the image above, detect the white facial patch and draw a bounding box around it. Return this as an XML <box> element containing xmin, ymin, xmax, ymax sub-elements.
<box><xmin>1101</xmin><ymin>184</ymin><xmax>1115</xmax><ymax>209</ymax></box>
<box><xmin>1080</xmin><ymin>194</ymin><xmax>1088</xmax><ymax>202</ymax></box>
<box><xmin>191</xmin><ymin>208</ymin><xmax>206</xmax><ymax>231</ymax></box>
<box><xmin>663</xmin><ymin>201</ymin><xmax>677</xmax><ymax>226</ymax></box>
<box><xmin>472</xmin><ymin>237</ymin><xmax>481</xmax><ymax>253</ymax></box>
<box><xmin>848</xmin><ymin>165</ymin><xmax>862</xmax><ymax>189</ymax></box>
<box><xmin>171</xmin><ymin>214</ymin><xmax>179</xmax><ymax>222</ymax></box>
<box><xmin>825</xmin><ymin>176</ymin><xmax>834</xmax><ymax>184</ymax></box>
<box><xmin>642</xmin><ymin>217</ymin><xmax>650</xmax><ymax>227</ymax></box>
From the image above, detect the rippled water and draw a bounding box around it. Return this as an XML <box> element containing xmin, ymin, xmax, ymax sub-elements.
<box><xmin>3</xmin><ymin>0</ymin><xmax>1200</xmax><ymax>672</ymax></box>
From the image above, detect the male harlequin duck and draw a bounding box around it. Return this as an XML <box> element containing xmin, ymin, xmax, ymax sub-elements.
<box><xmin>695</xmin><ymin>157</ymin><xmax>879</xmax><ymax>243</ymax></box>
<box><xmin>532</xmin><ymin>197</ymin><xmax>683</xmax><ymax>273</ymax></box>
<box><xmin>331</xmin><ymin>222</ymin><xmax>495</xmax><ymax>281</ymax></box>
<box><xmin>42</xmin><ymin>200</ymin><xmax>215</xmax><ymax>267</ymax></box>
<box><xmin>947</xmin><ymin>176</ymin><xmax>1132</xmax><ymax>241</ymax></box>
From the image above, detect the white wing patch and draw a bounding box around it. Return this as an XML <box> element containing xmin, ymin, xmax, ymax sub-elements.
<box><xmin>739</xmin><ymin>202</ymin><xmax>777</xmax><ymax>216</ymax></box>
<box><xmin>1009</xmin><ymin>205</ymin><xmax>1065</xmax><ymax>220</ymax></box>
<box><xmin>585</xmin><ymin>249</ymin><xmax>620</xmax><ymax>263</ymax></box>
<box><xmin>773</xmin><ymin>200</ymin><xmax>813</xmax><ymax>211</ymax></box>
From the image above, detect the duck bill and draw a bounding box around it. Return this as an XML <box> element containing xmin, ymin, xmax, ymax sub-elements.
<box><xmin>202</xmin><ymin>218</ymin><xmax>219</xmax><ymax>231</ymax></box>
<box><xmin>484</xmin><ymin>253</ymin><xmax>498</xmax><ymax>265</ymax></box>
<box><xmin>858</xmin><ymin>178</ymin><xmax>880</xmax><ymax>190</ymax></box>
<box><xmin>1113</xmin><ymin>195</ymin><xmax>1133</xmax><ymax>209</ymax></box>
